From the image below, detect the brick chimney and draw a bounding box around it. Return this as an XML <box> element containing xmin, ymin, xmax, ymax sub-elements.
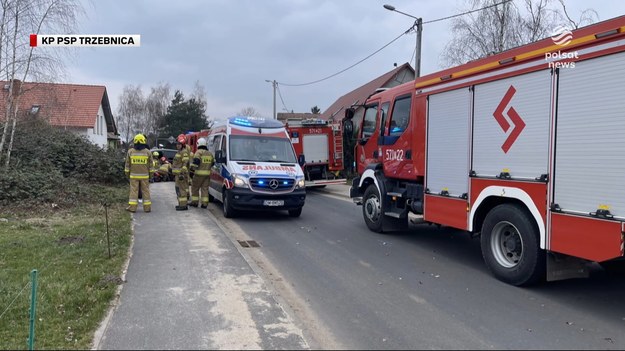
<box><xmin>10</xmin><ymin>79</ymin><xmax>21</xmax><ymax>97</ymax></box>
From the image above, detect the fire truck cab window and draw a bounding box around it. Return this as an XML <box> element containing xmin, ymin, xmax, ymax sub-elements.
<box><xmin>362</xmin><ymin>105</ymin><xmax>379</xmax><ymax>139</ymax></box>
<box><xmin>389</xmin><ymin>95</ymin><xmax>411</xmax><ymax>137</ymax></box>
<box><xmin>380</xmin><ymin>102</ymin><xmax>389</xmax><ymax>138</ymax></box>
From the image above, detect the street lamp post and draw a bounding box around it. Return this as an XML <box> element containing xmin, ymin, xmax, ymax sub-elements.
<box><xmin>265</xmin><ymin>79</ymin><xmax>277</xmax><ymax>119</ymax></box>
<box><xmin>383</xmin><ymin>4</ymin><xmax>422</xmax><ymax>78</ymax></box>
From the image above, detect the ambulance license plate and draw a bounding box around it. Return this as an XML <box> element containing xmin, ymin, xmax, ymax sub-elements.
<box><xmin>263</xmin><ymin>200</ymin><xmax>284</xmax><ymax>206</ymax></box>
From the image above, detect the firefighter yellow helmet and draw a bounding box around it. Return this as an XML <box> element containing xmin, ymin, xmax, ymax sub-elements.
<box><xmin>152</xmin><ymin>151</ymin><xmax>159</xmax><ymax>157</ymax></box>
<box><xmin>133</xmin><ymin>133</ymin><xmax>146</xmax><ymax>145</ymax></box>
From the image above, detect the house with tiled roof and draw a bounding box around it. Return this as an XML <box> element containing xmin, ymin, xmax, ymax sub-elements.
<box><xmin>0</xmin><ymin>80</ymin><xmax>119</xmax><ymax>149</ymax></box>
<box><xmin>320</xmin><ymin>63</ymin><xmax>414</xmax><ymax>176</ymax></box>
<box><xmin>320</xmin><ymin>62</ymin><xmax>415</xmax><ymax>126</ymax></box>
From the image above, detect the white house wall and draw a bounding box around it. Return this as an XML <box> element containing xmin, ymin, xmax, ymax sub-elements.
<box><xmin>86</xmin><ymin>104</ymin><xmax>108</xmax><ymax>149</ymax></box>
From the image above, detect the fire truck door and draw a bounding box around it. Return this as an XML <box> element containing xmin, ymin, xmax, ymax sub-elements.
<box><xmin>380</xmin><ymin>95</ymin><xmax>412</xmax><ymax>179</ymax></box>
<box><xmin>356</xmin><ymin>104</ymin><xmax>381</xmax><ymax>173</ymax></box>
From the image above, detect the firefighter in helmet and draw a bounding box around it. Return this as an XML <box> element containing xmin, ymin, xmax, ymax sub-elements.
<box><xmin>124</xmin><ymin>133</ymin><xmax>154</xmax><ymax>213</ymax></box>
<box><xmin>172</xmin><ymin>133</ymin><xmax>191</xmax><ymax>210</ymax></box>
<box><xmin>189</xmin><ymin>137</ymin><xmax>214</xmax><ymax>208</ymax></box>
<box><xmin>151</xmin><ymin>150</ymin><xmax>161</xmax><ymax>182</ymax></box>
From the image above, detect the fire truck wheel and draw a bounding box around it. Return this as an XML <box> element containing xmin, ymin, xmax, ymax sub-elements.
<box><xmin>481</xmin><ymin>203</ymin><xmax>545</xmax><ymax>286</ymax></box>
<box><xmin>599</xmin><ymin>259</ymin><xmax>625</xmax><ymax>276</ymax></box>
<box><xmin>288</xmin><ymin>207</ymin><xmax>303</xmax><ymax>217</ymax></box>
<box><xmin>363</xmin><ymin>185</ymin><xmax>384</xmax><ymax>233</ymax></box>
<box><xmin>222</xmin><ymin>189</ymin><xmax>237</xmax><ymax>218</ymax></box>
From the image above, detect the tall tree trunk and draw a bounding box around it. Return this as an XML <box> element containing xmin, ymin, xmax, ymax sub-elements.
<box><xmin>2</xmin><ymin>2</ymin><xmax>19</xmax><ymax>168</ymax></box>
<box><xmin>5</xmin><ymin>0</ymin><xmax>59</xmax><ymax>167</ymax></box>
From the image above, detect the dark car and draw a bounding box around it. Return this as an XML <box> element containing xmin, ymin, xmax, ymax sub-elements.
<box><xmin>151</xmin><ymin>148</ymin><xmax>177</xmax><ymax>181</ymax></box>
<box><xmin>152</xmin><ymin>148</ymin><xmax>177</xmax><ymax>163</ymax></box>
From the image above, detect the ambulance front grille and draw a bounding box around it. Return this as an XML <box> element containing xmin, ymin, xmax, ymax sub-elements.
<box><xmin>249</xmin><ymin>178</ymin><xmax>295</xmax><ymax>192</ymax></box>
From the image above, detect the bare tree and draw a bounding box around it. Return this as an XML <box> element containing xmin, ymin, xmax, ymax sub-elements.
<box><xmin>440</xmin><ymin>0</ymin><xmax>597</xmax><ymax>68</ymax></box>
<box><xmin>190</xmin><ymin>80</ymin><xmax>206</xmax><ymax>107</ymax></box>
<box><xmin>116</xmin><ymin>84</ymin><xmax>146</xmax><ymax>147</ymax></box>
<box><xmin>238</xmin><ymin>107</ymin><xmax>263</xmax><ymax>118</ymax></box>
<box><xmin>557</xmin><ymin>0</ymin><xmax>598</xmax><ymax>29</ymax></box>
<box><xmin>0</xmin><ymin>0</ymin><xmax>82</xmax><ymax>167</ymax></box>
<box><xmin>189</xmin><ymin>80</ymin><xmax>214</xmax><ymax>130</ymax></box>
<box><xmin>145</xmin><ymin>81</ymin><xmax>170</xmax><ymax>146</ymax></box>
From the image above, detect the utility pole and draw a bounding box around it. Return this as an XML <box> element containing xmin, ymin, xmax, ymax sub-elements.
<box><xmin>384</xmin><ymin>4</ymin><xmax>422</xmax><ymax>77</ymax></box>
<box><xmin>265</xmin><ymin>79</ymin><xmax>277</xmax><ymax>119</ymax></box>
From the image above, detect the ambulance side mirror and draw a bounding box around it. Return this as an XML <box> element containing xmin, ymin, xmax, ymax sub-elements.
<box><xmin>298</xmin><ymin>154</ymin><xmax>306</xmax><ymax>166</ymax></box>
<box><xmin>215</xmin><ymin>150</ymin><xmax>226</xmax><ymax>164</ymax></box>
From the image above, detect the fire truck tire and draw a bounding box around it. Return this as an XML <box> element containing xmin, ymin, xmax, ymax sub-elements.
<box><xmin>599</xmin><ymin>259</ymin><xmax>625</xmax><ymax>276</ymax></box>
<box><xmin>222</xmin><ymin>189</ymin><xmax>237</xmax><ymax>218</ymax></box>
<box><xmin>363</xmin><ymin>185</ymin><xmax>384</xmax><ymax>233</ymax></box>
<box><xmin>288</xmin><ymin>207</ymin><xmax>303</xmax><ymax>217</ymax></box>
<box><xmin>481</xmin><ymin>203</ymin><xmax>545</xmax><ymax>286</ymax></box>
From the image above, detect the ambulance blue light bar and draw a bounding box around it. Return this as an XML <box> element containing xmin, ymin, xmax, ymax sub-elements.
<box><xmin>228</xmin><ymin>116</ymin><xmax>284</xmax><ymax>128</ymax></box>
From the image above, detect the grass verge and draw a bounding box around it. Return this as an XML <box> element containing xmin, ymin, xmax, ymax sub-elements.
<box><xmin>0</xmin><ymin>186</ymin><xmax>131</xmax><ymax>350</ymax></box>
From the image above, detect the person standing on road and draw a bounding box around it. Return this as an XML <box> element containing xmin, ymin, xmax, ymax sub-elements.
<box><xmin>124</xmin><ymin>134</ymin><xmax>154</xmax><ymax>213</ymax></box>
<box><xmin>189</xmin><ymin>137</ymin><xmax>214</xmax><ymax>208</ymax></box>
<box><xmin>172</xmin><ymin>134</ymin><xmax>191</xmax><ymax>211</ymax></box>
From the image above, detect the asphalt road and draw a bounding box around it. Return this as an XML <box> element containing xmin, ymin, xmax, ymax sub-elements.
<box><xmin>208</xmin><ymin>185</ymin><xmax>625</xmax><ymax>350</ymax></box>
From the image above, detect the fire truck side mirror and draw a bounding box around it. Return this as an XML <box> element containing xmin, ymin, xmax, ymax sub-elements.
<box><xmin>298</xmin><ymin>154</ymin><xmax>306</xmax><ymax>166</ymax></box>
<box><xmin>344</xmin><ymin>107</ymin><xmax>355</xmax><ymax>120</ymax></box>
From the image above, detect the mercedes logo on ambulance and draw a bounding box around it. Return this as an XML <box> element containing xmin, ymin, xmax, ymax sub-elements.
<box><xmin>269</xmin><ymin>179</ymin><xmax>279</xmax><ymax>189</ymax></box>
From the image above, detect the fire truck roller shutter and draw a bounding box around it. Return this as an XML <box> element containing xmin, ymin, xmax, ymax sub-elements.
<box><xmin>427</xmin><ymin>88</ymin><xmax>471</xmax><ymax>197</ymax></box>
<box><xmin>303</xmin><ymin>134</ymin><xmax>329</xmax><ymax>163</ymax></box>
<box><xmin>554</xmin><ymin>51</ymin><xmax>625</xmax><ymax>218</ymax></box>
<box><xmin>473</xmin><ymin>70</ymin><xmax>552</xmax><ymax>180</ymax></box>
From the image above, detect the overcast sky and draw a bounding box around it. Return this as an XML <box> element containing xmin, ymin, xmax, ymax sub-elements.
<box><xmin>65</xmin><ymin>0</ymin><xmax>624</xmax><ymax>123</ymax></box>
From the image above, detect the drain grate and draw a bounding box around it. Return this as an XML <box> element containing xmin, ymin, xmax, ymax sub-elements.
<box><xmin>237</xmin><ymin>240</ymin><xmax>260</xmax><ymax>248</ymax></box>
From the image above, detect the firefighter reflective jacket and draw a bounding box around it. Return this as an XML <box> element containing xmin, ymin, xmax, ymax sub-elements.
<box><xmin>172</xmin><ymin>148</ymin><xmax>190</xmax><ymax>175</ymax></box>
<box><xmin>125</xmin><ymin>148</ymin><xmax>154</xmax><ymax>180</ymax></box>
<box><xmin>190</xmin><ymin>149</ymin><xmax>214</xmax><ymax>176</ymax></box>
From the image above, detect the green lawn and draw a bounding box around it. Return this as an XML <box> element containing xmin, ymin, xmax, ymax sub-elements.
<box><xmin>0</xmin><ymin>187</ymin><xmax>132</xmax><ymax>350</ymax></box>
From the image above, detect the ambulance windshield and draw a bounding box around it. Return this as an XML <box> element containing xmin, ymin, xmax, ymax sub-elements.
<box><xmin>230</xmin><ymin>135</ymin><xmax>297</xmax><ymax>163</ymax></box>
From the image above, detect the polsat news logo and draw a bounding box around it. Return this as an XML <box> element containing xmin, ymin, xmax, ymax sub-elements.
<box><xmin>30</xmin><ymin>34</ymin><xmax>140</xmax><ymax>47</ymax></box>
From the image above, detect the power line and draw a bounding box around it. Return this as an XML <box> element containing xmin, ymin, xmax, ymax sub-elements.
<box><xmin>423</xmin><ymin>0</ymin><xmax>512</xmax><ymax>24</ymax></box>
<box><xmin>277</xmin><ymin>0</ymin><xmax>512</xmax><ymax>87</ymax></box>
<box><xmin>278</xmin><ymin>25</ymin><xmax>413</xmax><ymax>87</ymax></box>
<box><xmin>276</xmin><ymin>83</ymin><xmax>290</xmax><ymax>112</ymax></box>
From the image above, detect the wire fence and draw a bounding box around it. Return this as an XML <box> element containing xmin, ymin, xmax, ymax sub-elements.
<box><xmin>0</xmin><ymin>201</ymin><xmax>130</xmax><ymax>350</ymax></box>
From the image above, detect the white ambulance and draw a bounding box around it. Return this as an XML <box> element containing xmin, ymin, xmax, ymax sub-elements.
<box><xmin>207</xmin><ymin>116</ymin><xmax>306</xmax><ymax>218</ymax></box>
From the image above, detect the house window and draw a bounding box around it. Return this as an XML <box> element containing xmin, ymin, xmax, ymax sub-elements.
<box><xmin>30</xmin><ymin>105</ymin><xmax>40</xmax><ymax>114</ymax></box>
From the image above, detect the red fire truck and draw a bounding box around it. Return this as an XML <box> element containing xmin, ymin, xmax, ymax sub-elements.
<box><xmin>185</xmin><ymin>129</ymin><xmax>210</xmax><ymax>153</ymax></box>
<box><xmin>286</xmin><ymin>118</ymin><xmax>346</xmax><ymax>187</ymax></box>
<box><xmin>349</xmin><ymin>16</ymin><xmax>625</xmax><ymax>285</ymax></box>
